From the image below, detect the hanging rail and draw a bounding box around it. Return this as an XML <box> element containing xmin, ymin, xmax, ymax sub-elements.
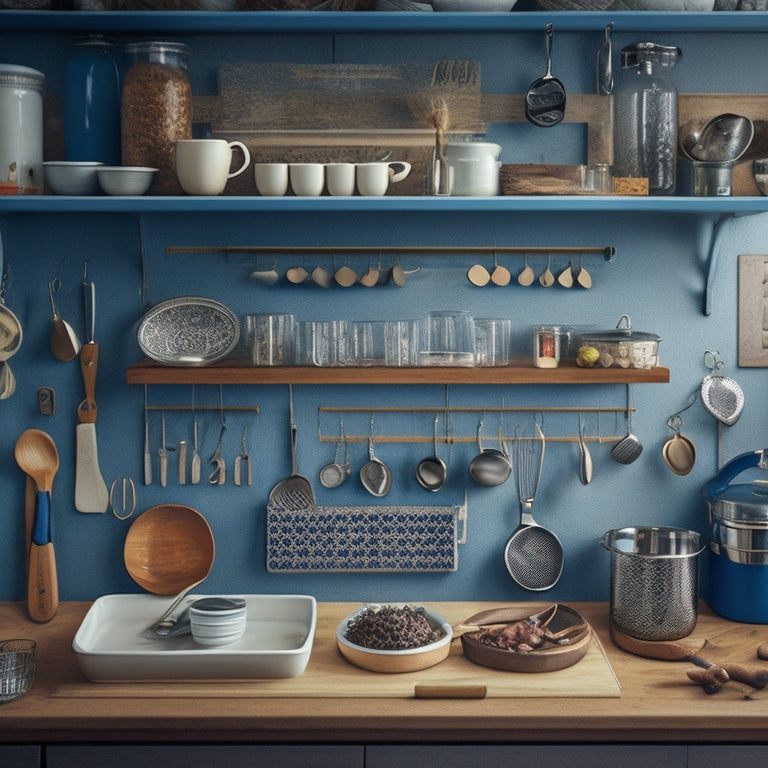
<box><xmin>165</xmin><ymin>245</ymin><xmax>616</xmax><ymax>260</ymax></box>
<box><xmin>318</xmin><ymin>405</ymin><xmax>631</xmax><ymax>445</ymax></box>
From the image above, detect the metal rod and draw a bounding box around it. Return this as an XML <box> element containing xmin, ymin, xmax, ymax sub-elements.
<box><xmin>317</xmin><ymin>433</ymin><xmax>622</xmax><ymax>445</ymax></box>
<box><xmin>144</xmin><ymin>405</ymin><xmax>260</xmax><ymax>413</ymax></box>
<box><xmin>319</xmin><ymin>405</ymin><xmax>633</xmax><ymax>413</ymax></box>
<box><xmin>166</xmin><ymin>245</ymin><xmax>615</xmax><ymax>261</ymax></box>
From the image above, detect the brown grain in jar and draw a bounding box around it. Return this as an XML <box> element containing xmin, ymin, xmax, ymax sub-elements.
<box><xmin>121</xmin><ymin>41</ymin><xmax>192</xmax><ymax>195</ymax></box>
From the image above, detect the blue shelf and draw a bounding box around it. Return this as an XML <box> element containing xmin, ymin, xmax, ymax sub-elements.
<box><xmin>1</xmin><ymin>10</ymin><xmax>767</xmax><ymax>33</ymax></box>
<box><xmin>1</xmin><ymin>195</ymin><xmax>767</xmax><ymax>214</ymax></box>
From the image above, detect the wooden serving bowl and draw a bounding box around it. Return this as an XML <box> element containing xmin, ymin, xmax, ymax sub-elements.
<box><xmin>460</xmin><ymin>603</ymin><xmax>592</xmax><ymax>673</ymax></box>
<box><xmin>336</xmin><ymin>605</ymin><xmax>452</xmax><ymax>674</ymax></box>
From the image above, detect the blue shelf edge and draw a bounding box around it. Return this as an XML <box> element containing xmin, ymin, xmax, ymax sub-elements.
<box><xmin>2</xmin><ymin>195</ymin><xmax>768</xmax><ymax>214</ymax></box>
<box><xmin>1</xmin><ymin>10</ymin><xmax>767</xmax><ymax>33</ymax></box>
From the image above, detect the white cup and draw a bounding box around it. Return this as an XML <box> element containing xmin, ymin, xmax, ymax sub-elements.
<box><xmin>356</xmin><ymin>161</ymin><xmax>411</xmax><ymax>196</ymax></box>
<box><xmin>254</xmin><ymin>162</ymin><xmax>289</xmax><ymax>196</ymax></box>
<box><xmin>289</xmin><ymin>163</ymin><xmax>325</xmax><ymax>196</ymax></box>
<box><xmin>175</xmin><ymin>139</ymin><xmax>250</xmax><ymax>196</ymax></box>
<box><xmin>325</xmin><ymin>162</ymin><xmax>356</xmax><ymax>196</ymax></box>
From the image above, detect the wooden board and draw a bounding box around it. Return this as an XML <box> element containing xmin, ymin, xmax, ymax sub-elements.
<box><xmin>53</xmin><ymin>603</ymin><xmax>621</xmax><ymax>699</ymax></box>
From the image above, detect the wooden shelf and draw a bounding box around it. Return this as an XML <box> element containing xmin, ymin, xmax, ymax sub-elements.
<box><xmin>126</xmin><ymin>359</ymin><xmax>670</xmax><ymax>386</ymax></box>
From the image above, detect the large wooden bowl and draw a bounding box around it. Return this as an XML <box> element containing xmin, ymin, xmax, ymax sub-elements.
<box><xmin>123</xmin><ymin>504</ymin><xmax>215</xmax><ymax>596</ymax></box>
<box><xmin>460</xmin><ymin>603</ymin><xmax>592</xmax><ymax>673</ymax></box>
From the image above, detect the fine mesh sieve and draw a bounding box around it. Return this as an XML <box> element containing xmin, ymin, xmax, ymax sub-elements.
<box><xmin>601</xmin><ymin>527</ymin><xmax>704</xmax><ymax>641</ymax></box>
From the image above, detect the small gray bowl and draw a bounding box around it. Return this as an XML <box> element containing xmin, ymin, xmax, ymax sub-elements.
<box><xmin>43</xmin><ymin>161</ymin><xmax>102</xmax><ymax>195</ymax></box>
<box><xmin>97</xmin><ymin>166</ymin><xmax>157</xmax><ymax>196</ymax></box>
<box><xmin>753</xmin><ymin>158</ymin><xmax>768</xmax><ymax>196</ymax></box>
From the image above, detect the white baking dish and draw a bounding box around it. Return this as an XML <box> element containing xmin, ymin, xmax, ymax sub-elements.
<box><xmin>73</xmin><ymin>593</ymin><xmax>316</xmax><ymax>682</ymax></box>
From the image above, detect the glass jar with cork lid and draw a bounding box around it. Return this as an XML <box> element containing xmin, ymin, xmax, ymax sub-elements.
<box><xmin>121</xmin><ymin>41</ymin><xmax>192</xmax><ymax>195</ymax></box>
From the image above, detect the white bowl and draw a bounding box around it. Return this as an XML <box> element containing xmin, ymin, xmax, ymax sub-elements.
<box><xmin>336</xmin><ymin>604</ymin><xmax>453</xmax><ymax>673</ymax></box>
<box><xmin>97</xmin><ymin>166</ymin><xmax>157</xmax><ymax>196</ymax></box>
<box><xmin>43</xmin><ymin>161</ymin><xmax>102</xmax><ymax>195</ymax></box>
<box><xmin>432</xmin><ymin>0</ymin><xmax>517</xmax><ymax>8</ymax></box>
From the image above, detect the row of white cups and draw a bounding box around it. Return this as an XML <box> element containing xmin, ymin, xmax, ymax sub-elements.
<box><xmin>175</xmin><ymin>138</ymin><xmax>411</xmax><ymax>197</ymax></box>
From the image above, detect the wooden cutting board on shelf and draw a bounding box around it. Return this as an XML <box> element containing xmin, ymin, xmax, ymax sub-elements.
<box><xmin>53</xmin><ymin>603</ymin><xmax>621</xmax><ymax>700</ymax></box>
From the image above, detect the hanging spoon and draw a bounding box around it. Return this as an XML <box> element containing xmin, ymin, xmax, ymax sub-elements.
<box><xmin>576</xmin><ymin>255</ymin><xmax>592</xmax><ymax>288</ymax></box>
<box><xmin>468</xmin><ymin>263</ymin><xmax>491</xmax><ymax>287</ymax></box>
<box><xmin>539</xmin><ymin>255</ymin><xmax>555</xmax><ymax>287</ymax></box>
<box><xmin>249</xmin><ymin>261</ymin><xmax>279</xmax><ymax>286</ymax></box>
<box><xmin>334</xmin><ymin>264</ymin><xmax>358</xmax><ymax>288</ymax></box>
<box><xmin>577</xmin><ymin>414</ymin><xmax>592</xmax><ymax>485</ymax></box>
<box><xmin>490</xmin><ymin>253</ymin><xmax>511</xmax><ymax>287</ymax></box>
<box><xmin>360</xmin><ymin>257</ymin><xmax>381</xmax><ymax>288</ymax></box>
<box><xmin>48</xmin><ymin>263</ymin><xmax>81</xmax><ymax>362</ymax></box>
<box><xmin>518</xmin><ymin>257</ymin><xmax>535</xmax><ymax>287</ymax></box>
<box><xmin>557</xmin><ymin>261</ymin><xmax>574</xmax><ymax>288</ymax></box>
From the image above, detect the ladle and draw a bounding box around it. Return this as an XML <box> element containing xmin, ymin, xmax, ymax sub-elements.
<box><xmin>684</xmin><ymin>113</ymin><xmax>754</xmax><ymax>163</ymax></box>
<box><xmin>469</xmin><ymin>420</ymin><xmax>511</xmax><ymax>487</ymax></box>
<box><xmin>663</xmin><ymin>414</ymin><xmax>696</xmax><ymax>476</ymax></box>
<box><xmin>360</xmin><ymin>416</ymin><xmax>392</xmax><ymax>497</ymax></box>
<box><xmin>416</xmin><ymin>414</ymin><xmax>447</xmax><ymax>492</ymax></box>
<box><xmin>122</xmin><ymin>503</ymin><xmax>215</xmax><ymax>636</ymax></box>
<box><xmin>14</xmin><ymin>429</ymin><xmax>60</xmax><ymax>622</ymax></box>
<box><xmin>319</xmin><ymin>418</ymin><xmax>351</xmax><ymax>489</ymax></box>
<box><xmin>525</xmin><ymin>23</ymin><xmax>566</xmax><ymax>127</ymax></box>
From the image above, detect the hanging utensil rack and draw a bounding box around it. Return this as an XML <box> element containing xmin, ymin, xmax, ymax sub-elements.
<box><xmin>165</xmin><ymin>244</ymin><xmax>615</xmax><ymax>260</ymax></box>
<box><xmin>317</xmin><ymin>405</ymin><xmax>632</xmax><ymax>445</ymax></box>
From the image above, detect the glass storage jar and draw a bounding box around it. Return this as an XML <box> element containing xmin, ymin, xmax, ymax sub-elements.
<box><xmin>64</xmin><ymin>35</ymin><xmax>121</xmax><ymax>165</ymax></box>
<box><xmin>0</xmin><ymin>64</ymin><xmax>44</xmax><ymax>195</ymax></box>
<box><xmin>613</xmin><ymin>42</ymin><xmax>681</xmax><ymax>196</ymax></box>
<box><xmin>121</xmin><ymin>41</ymin><xmax>192</xmax><ymax>195</ymax></box>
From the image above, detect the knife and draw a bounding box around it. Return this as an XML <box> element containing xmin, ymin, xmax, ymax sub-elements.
<box><xmin>75</xmin><ymin>267</ymin><xmax>108</xmax><ymax>513</ymax></box>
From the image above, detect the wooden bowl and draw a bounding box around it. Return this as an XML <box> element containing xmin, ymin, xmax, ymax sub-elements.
<box><xmin>123</xmin><ymin>504</ymin><xmax>215</xmax><ymax>595</ymax></box>
<box><xmin>336</xmin><ymin>605</ymin><xmax>452</xmax><ymax>673</ymax></box>
<box><xmin>460</xmin><ymin>603</ymin><xmax>592</xmax><ymax>673</ymax></box>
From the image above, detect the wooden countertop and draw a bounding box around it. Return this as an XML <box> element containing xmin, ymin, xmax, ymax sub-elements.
<box><xmin>1</xmin><ymin>600</ymin><xmax>768</xmax><ymax>745</ymax></box>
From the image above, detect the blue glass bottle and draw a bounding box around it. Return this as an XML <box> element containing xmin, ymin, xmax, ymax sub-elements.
<box><xmin>64</xmin><ymin>35</ymin><xmax>121</xmax><ymax>165</ymax></box>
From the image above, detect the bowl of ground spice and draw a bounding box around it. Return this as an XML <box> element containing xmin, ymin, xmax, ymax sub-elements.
<box><xmin>336</xmin><ymin>604</ymin><xmax>452</xmax><ymax>673</ymax></box>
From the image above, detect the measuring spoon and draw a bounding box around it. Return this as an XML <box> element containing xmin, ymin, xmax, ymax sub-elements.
<box><xmin>525</xmin><ymin>23</ymin><xmax>566</xmax><ymax>127</ymax></box>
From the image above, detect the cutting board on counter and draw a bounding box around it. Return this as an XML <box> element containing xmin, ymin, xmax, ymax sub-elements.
<box><xmin>53</xmin><ymin>603</ymin><xmax>621</xmax><ymax>700</ymax></box>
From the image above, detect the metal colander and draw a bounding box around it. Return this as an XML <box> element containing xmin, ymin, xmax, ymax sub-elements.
<box><xmin>601</xmin><ymin>527</ymin><xmax>704</xmax><ymax>641</ymax></box>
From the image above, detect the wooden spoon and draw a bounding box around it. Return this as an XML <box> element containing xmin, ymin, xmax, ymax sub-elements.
<box><xmin>539</xmin><ymin>256</ymin><xmax>555</xmax><ymax>287</ymax></box>
<box><xmin>14</xmin><ymin>429</ymin><xmax>60</xmax><ymax>622</ymax></box>
<box><xmin>518</xmin><ymin>258</ymin><xmax>535</xmax><ymax>287</ymax></box>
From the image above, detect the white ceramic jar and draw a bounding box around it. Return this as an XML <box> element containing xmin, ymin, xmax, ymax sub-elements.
<box><xmin>0</xmin><ymin>64</ymin><xmax>44</xmax><ymax>195</ymax></box>
<box><xmin>444</xmin><ymin>141</ymin><xmax>502</xmax><ymax>196</ymax></box>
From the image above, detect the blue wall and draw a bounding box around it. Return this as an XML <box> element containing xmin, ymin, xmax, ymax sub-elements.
<box><xmin>1</xmin><ymin>25</ymin><xmax>768</xmax><ymax>606</ymax></box>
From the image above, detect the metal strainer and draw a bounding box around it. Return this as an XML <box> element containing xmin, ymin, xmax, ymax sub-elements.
<box><xmin>601</xmin><ymin>526</ymin><xmax>704</xmax><ymax>641</ymax></box>
<box><xmin>701</xmin><ymin>350</ymin><xmax>744</xmax><ymax>426</ymax></box>
<box><xmin>504</xmin><ymin>424</ymin><xmax>563</xmax><ymax>591</ymax></box>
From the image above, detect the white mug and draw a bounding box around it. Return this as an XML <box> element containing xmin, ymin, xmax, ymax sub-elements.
<box><xmin>289</xmin><ymin>163</ymin><xmax>325</xmax><ymax>196</ymax></box>
<box><xmin>175</xmin><ymin>139</ymin><xmax>250</xmax><ymax>196</ymax></box>
<box><xmin>254</xmin><ymin>162</ymin><xmax>289</xmax><ymax>196</ymax></box>
<box><xmin>356</xmin><ymin>161</ymin><xmax>411</xmax><ymax>197</ymax></box>
<box><xmin>325</xmin><ymin>162</ymin><xmax>356</xmax><ymax>196</ymax></box>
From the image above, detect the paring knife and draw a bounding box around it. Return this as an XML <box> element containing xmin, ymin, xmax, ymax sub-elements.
<box><xmin>75</xmin><ymin>267</ymin><xmax>109</xmax><ymax>513</ymax></box>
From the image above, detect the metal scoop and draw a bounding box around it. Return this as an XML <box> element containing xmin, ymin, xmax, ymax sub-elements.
<box><xmin>611</xmin><ymin>385</ymin><xmax>643</xmax><ymax>465</ymax></box>
<box><xmin>525</xmin><ymin>23</ymin><xmax>566</xmax><ymax>127</ymax></box>
<box><xmin>360</xmin><ymin>415</ymin><xmax>392</xmax><ymax>498</ymax></box>
<box><xmin>416</xmin><ymin>414</ymin><xmax>447</xmax><ymax>492</ymax></box>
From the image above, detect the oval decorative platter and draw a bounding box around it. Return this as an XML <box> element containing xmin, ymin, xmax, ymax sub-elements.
<box><xmin>138</xmin><ymin>297</ymin><xmax>240</xmax><ymax>366</ymax></box>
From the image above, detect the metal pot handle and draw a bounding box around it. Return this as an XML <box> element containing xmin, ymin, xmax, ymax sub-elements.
<box><xmin>704</xmin><ymin>449</ymin><xmax>768</xmax><ymax>499</ymax></box>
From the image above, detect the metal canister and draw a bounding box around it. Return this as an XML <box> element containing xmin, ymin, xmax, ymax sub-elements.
<box><xmin>121</xmin><ymin>41</ymin><xmax>192</xmax><ymax>194</ymax></box>
<box><xmin>601</xmin><ymin>526</ymin><xmax>704</xmax><ymax>641</ymax></box>
<box><xmin>0</xmin><ymin>64</ymin><xmax>45</xmax><ymax>195</ymax></box>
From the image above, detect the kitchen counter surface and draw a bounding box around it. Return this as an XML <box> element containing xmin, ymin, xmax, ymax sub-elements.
<box><xmin>1</xmin><ymin>600</ymin><xmax>768</xmax><ymax>745</ymax></box>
